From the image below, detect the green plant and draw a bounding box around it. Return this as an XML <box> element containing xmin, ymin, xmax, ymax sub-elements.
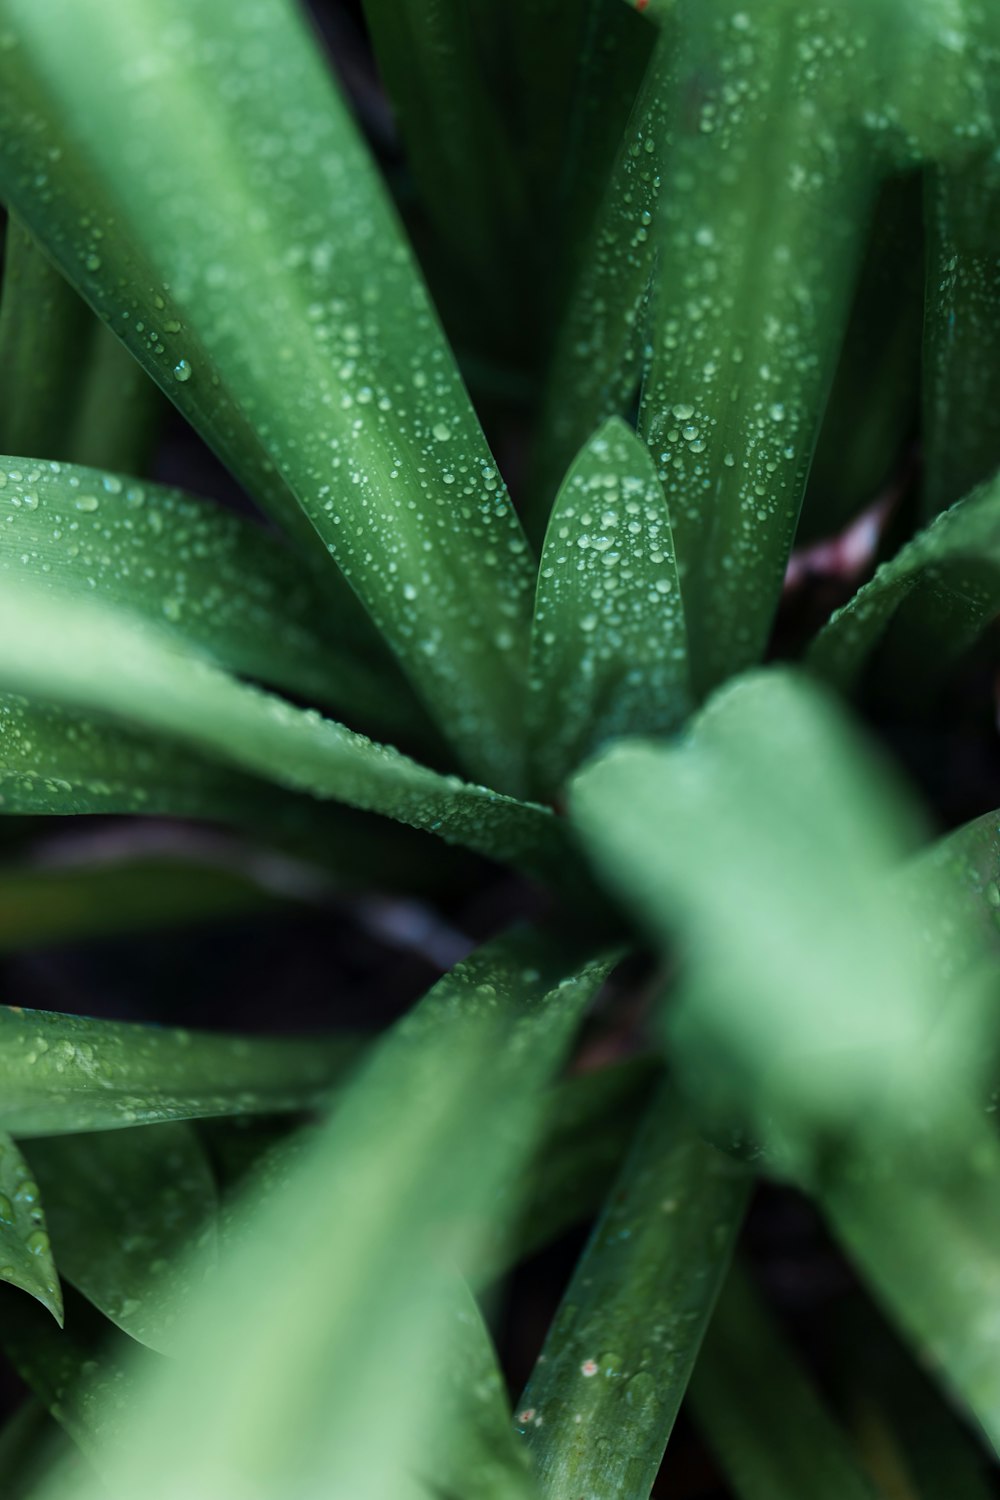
<box><xmin>0</xmin><ymin>0</ymin><xmax>998</xmax><ymax>1494</ymax></box>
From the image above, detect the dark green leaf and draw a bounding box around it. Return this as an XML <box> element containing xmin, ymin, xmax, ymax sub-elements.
<box><xmin>516</xmin><ymin>1085</ymin><xmax>748</xmax><ymax>1498</ymax></box>
<box><xmin>0</xmin><ymin>1004</ymin><xmax>359</xmax><ymax>1136</ymax></box>
<box><xmin>809</xmin><ymin>473</ymin><xmax>1000</xmax><ymax>700</ymax></box>
<box><xmin>0</xmin><ymin>1398</ymin><xmax>85</xmax><ymax>1500</ymax></box>
<box><xmin>689</xmin><ymin>1263</ymin><xmax>879</xmax><ymax>1500</ymax></box>
<box><xmin>0</xmin><ymin>0</ymin><xmax>535</xmax><ymax>787</ymax></box>
<box><xmin>0</xmin><ymin>1133</ymin><xmax>62</xmax><ymax>1323</ymax></box>
<box><xmin>22</xmin><ymin>1124</ymin><xmax>218</xmax><ymax>1354</ymax></box>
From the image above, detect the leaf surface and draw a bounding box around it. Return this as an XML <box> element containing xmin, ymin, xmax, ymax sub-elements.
<box><xmin>0</xmin><ymin>1133</ymin><xmax>62</xmax><ymax>1323</ymax></box>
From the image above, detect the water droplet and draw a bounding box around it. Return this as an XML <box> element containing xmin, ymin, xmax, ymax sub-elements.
<box><xmin>173</xmin><ymin>359</ymin><xmax>192</xmax><ymax>383</ymax></box>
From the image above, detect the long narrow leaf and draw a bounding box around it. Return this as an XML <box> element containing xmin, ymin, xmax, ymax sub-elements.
<box><xmin>0</xmin><ymin>579</ymin><xmax>565</xmax><ymax>880</ymax></box>
<box><xmin>516</xmin><ymin>1086</ymin><xmax>748</xmax><ymax>1498</ymax></box>
<box><xmin>0</xmin><ymin>0</ymin><xmax>535</xmax><ymax>787</ymax></box>
<box><xmin>0</xmin><ymin>1005</ymin><xmax>359</xmax><ymax>1136</ymax></box>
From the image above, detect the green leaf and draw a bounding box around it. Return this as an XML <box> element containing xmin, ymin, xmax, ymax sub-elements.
<box><xmin>515</xmin><ymin>1085</ymin><xmax>748</xmax><ymax>1498</ymax></box>
<box><xmin>530</xmin><ymin>31</ymin><xmax>668</xmax><ymax>535</ymax></box>
<box><xmin>923</xmin><ymin>157</ymin><xmax>1000</xmax><ymax>521</ymax></box>
<box><xmin>528</xmin><ymin>417</ymin><xmax>690</xmax><ymax>796</ymax></box>
<box><xmin>0</xmin><ymin>578</ymin><xmax>565</xmax><ymax>881</ymax></box>
<box><xmin>0</xmin><ymin>1398</ymin><xmax>85</xmax><ymax>1500</ymax></box>
<box><xmin>0</xmin><ymin>0</ymin><xmax>535</xmax><ymax>788</ymax></box>
<box><xmin>37</xmin><ymin>933</ymin><xmax>609</xmax><ymax>1500</ymax></box>
<box><xmin>0</xmin><ymin>1285</ymin><xmax>143</xmax><ymax>1466</ymax></box>
<box><xmin>0</xmin><ymin>218</ymin><xmax>91</xmax><ymax>461</ymax></box>
<box><xmin>904</xmin><ymin>809</ymin><xmax>1000</xmax><ymax>966</ymax></box>
<box><xmin>0</xmin><ymin>1004</ymin><xmax>359</xmax><ymax>1136</ymax></box>
<box><xmin>0</xmin><ymin>855</ymin><xmax>279</xmax><ymax>951</ymax></box>
<box><xmin>0</xmin><ymin>1133</ymin><xmax>62</xmax><ymax>1323</ymax></box>
<box><xmin>809</xmin><ymin>472</ymin><xmax>1000</xmax><ymax>700</ymax></box>
<box><xmin>570</xmin><ymin>669</ymin><xmax>991</xmax><ymax>1175</ymax></box>
<box><xmin>821</xmin><ymin>1125</ymin><xmax>1000</xmax><ymax>1458</ymax></box>
<box><xmin>22</xmin><ymin>1124</ymin><xmax>218</xmax><ymax>1354</ymax></box>
<box><xmin>0</xmin><ymin>456</ymin><xmax>419</xmax><ymax>737</ymax></box>
<box><xmin>689</xmin><ymin>1263</ymin><xmax>879</xmax><ymax>1500</ymax></box>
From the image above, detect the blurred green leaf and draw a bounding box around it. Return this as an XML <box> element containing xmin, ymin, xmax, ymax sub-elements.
<box><xmin>0</xmin><ymin>456</ymin><xmax>417</xmax><ymax>737</ymax></box>
<box><xmin>0</xmin><ymin>0</ymin><xmax>535</xmax><ymax>788</ymax></box>
<box><xmin>570</xmin><ymin>669</ymin><xmax>989</xmax><ymax>1174</ymax></box>
<box><xmin>0</xmin><ymin>579</ymin><xmax>565</xmax><ymax>880</ymax></box>
<box><xmin>809</xmin><ymin>472</ymin><xmax>1000</xmax><ymax>700</ymax></box>
<box><xmin>689</xmin><ymin>1263</ymin><xmax>879</xmax><ymax>1500</ymax></box>
<box><xmin>528</xmin><ymin>417</ymin><xmax>690</xmax><ymax>796</ymax></box>
<box><xmin>22</xmin><ymin>1124</ymin><xmax>217</xmax><ymax>1355</ymax></box>
<box><xmin>0</xmin><ymin>1133</ymin><xmax>62</xmax><ymax>1323</ymax></box>
<box><xmin>35</xmin><ymin>932</ymin><xmax>610</xmax><ymax>1500</ymax></box>
<box><xmin>0</xmin><ymin>1398</ymin><xmax>86</xmax><ymax>1500</ymax></box>
<box><xmin>0</xmin><ymin>857</ymin><xmax>279</xmax><ymax>951</ymax></box>
<box><xmin>516</xmin><ymin>1085</ymin><xmax>748</xmax><ymax>1498</ymax></box>
<box><xmin>0</xmin><ymin>1005</ymin><xmax>359</xmax><ymax>1136</ymax></box>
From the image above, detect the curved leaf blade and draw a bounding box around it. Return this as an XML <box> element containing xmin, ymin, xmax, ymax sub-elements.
<box><xmin>0</xmin><ymin>579</ymin><xmax>564</xmax><ymax>880</ymax></box>
<box><xmin>528</xmin><ymin>416</ymin><xmax>690</xmax><ymax>796</ymax></box>
<box><xmin>22</xmin><ymin>1124</ymin><xmax>218</xmax><ymax>1354</ymax></box>
<box><xmin>0</xmin><ymin>0</ymin><xmax>534</xmax><ymax>787</ymax></box>
<box><xmin>0</xmin><ymin>1133</ymin><xmax>62</xmax><ymax>1324</ymax></box>
<box><xmin>0</xmin><ymin>1005</ymin><xmax>359</xmax><ymax>1136</ymax></box>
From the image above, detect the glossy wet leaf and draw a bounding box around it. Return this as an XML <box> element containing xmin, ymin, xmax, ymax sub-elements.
<box><xmin>0</xmin><ymin>579</ymin><xmax>564</xmax><ymax>880</ymax></box>
<box><xmin>0</xmin><ymin>456</ymin><xmax>421</xmax><ymax>737</ymax></box>
<box><xmin>689</xmin><ymin>1264</ymin><xmax>879</xmax><ymax>1500</ymax></box>
<box><xmin>570</xmin><ymin>670</ymin><xmax>991</xmax><ymax>1175</ymax></box>
<box><xmin>528</xmin><ymin>417</ymin><xmax>690</xmax><ymax>796</ymax></box>
<box><xmin>0</xmin><ymin>1005</ymin><xmax>359</xmax><ymax>1136</ymax></box>
<box><xmin>809</xmin><ymin>472</ymin><xmax>1000</xmax><ymax>698</ymax></box>
<box><xmin>22</xmin><ymin>1125</ymin><xmax>218</xmax><ymax>1355</ymax></box>
<box><xmin>0</xmin><ymin>0</ymin><xmax>535</xmax><ymax>788</ymax></box>
<box><xmin>0</xmin><ymin>1133</ymin><xmax>62</xmax><ymax>1324</ymax></box>
<box><xmin>516</xmin><ymin>1086</ymin><xmax>748</xmax><ymax>1498</ymax></box>
<box><xmin>35</xmin><ymin>933</ymin><xmax>609</xmax><ymax>1500</ymax></box>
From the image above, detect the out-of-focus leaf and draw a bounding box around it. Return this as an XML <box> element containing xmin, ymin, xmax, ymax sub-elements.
<box><xmin>0</xmin><ymin>579</ymin><xmax>565</xmax><ymax>881</ymax></box>
<box><xmin>923</xmin><ymin>157</ymin><xmax>1000</xmax><ymax>521</ymax></box>
<box><xmin>0</xmin><ymin>1133</ymin><xmax>62</xmax><ymax>1323</ymax></box>
<box><xmin>0</xmin><ymin>1286</ymin><xmax>143</xmax><ymax>1465</ymax></box>
<box><xmin>828</xmin><ymin>1296</ymin><xmax>995</xmax><ymax>1500</ymax></box>
<box><xmin>22</xmin><ymin>1124</ymin><xmax>218</xmax><ymax>1355</ymax></box>
<box><xmin>0</xmin><ymin>856</ymin><xmax>280</xmax><ymax>951</ymax></box>
<box><xmin>0</xmin><ymin>1005</ymin><xmax>360</xmax><ymax>1136</ymax></box>
<box><xmin>516</xmin><ymin>1086</ymin><xmax>747</xmax><ymax>1498</ymax></box>
<box><xmin>0</xmin><ymin>218</ymin><xmax>91</xmax><ymax>461</ymax></box>
<box><xmin>0</xmin><ymin>0</ymin><xmax>535</xmax><ymax>789</ymax></box>
<box><xmin>798</xmin><ymin>175</ymin><xmax>923</xmax><ymax>545</ymax></box>
<box><xmin>905</xmin><ymin>810</ymin><xmax>1000</xmax><ymax>969</ymax></box>
<box><xmin>483</xmin><ymin>1055</ymin><xmax>660</xmax><ymax>1281</ymax></box>
<box><xmin>690</xmin><ymin>1264</ymin><xmax>878</xmax><ymax>1500</ymax></box>
<box><xmin>0</xmin><ymin>1398</ymin><xmax>86</xmax><ymax>1500</ymax></box>
<box><xmin>570</xmin><ymin>669</ymin><xmax>990</xmax><ymax>1174</ymax></box>
<box><xmin>0</xmin><ymin>456</ymin><xmax>417</xmax><ymax>737</ymax></box>
<box><xmin>821</xmin><ymin>1128</ymin><xmax>1000</xmax><ymax>1457</ymax></box>
<box><xmin>528</xmin><ymin>417</ymin><xmax>690</xmax><ymax>796</ymax></box>
<box><xmin>64</xmin><ymin>322</ymin><xmax>162</xmax><ymax>479</ymax></box>
<box><xmin>809</xmin><ymin>473</ymin><xmax>1000</xmax><ymax>699</ymax></box>
<box><xmin>36</xmin><ymin>933</ymin><xmax>610</xmax><ymax>1500</ymax></box>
